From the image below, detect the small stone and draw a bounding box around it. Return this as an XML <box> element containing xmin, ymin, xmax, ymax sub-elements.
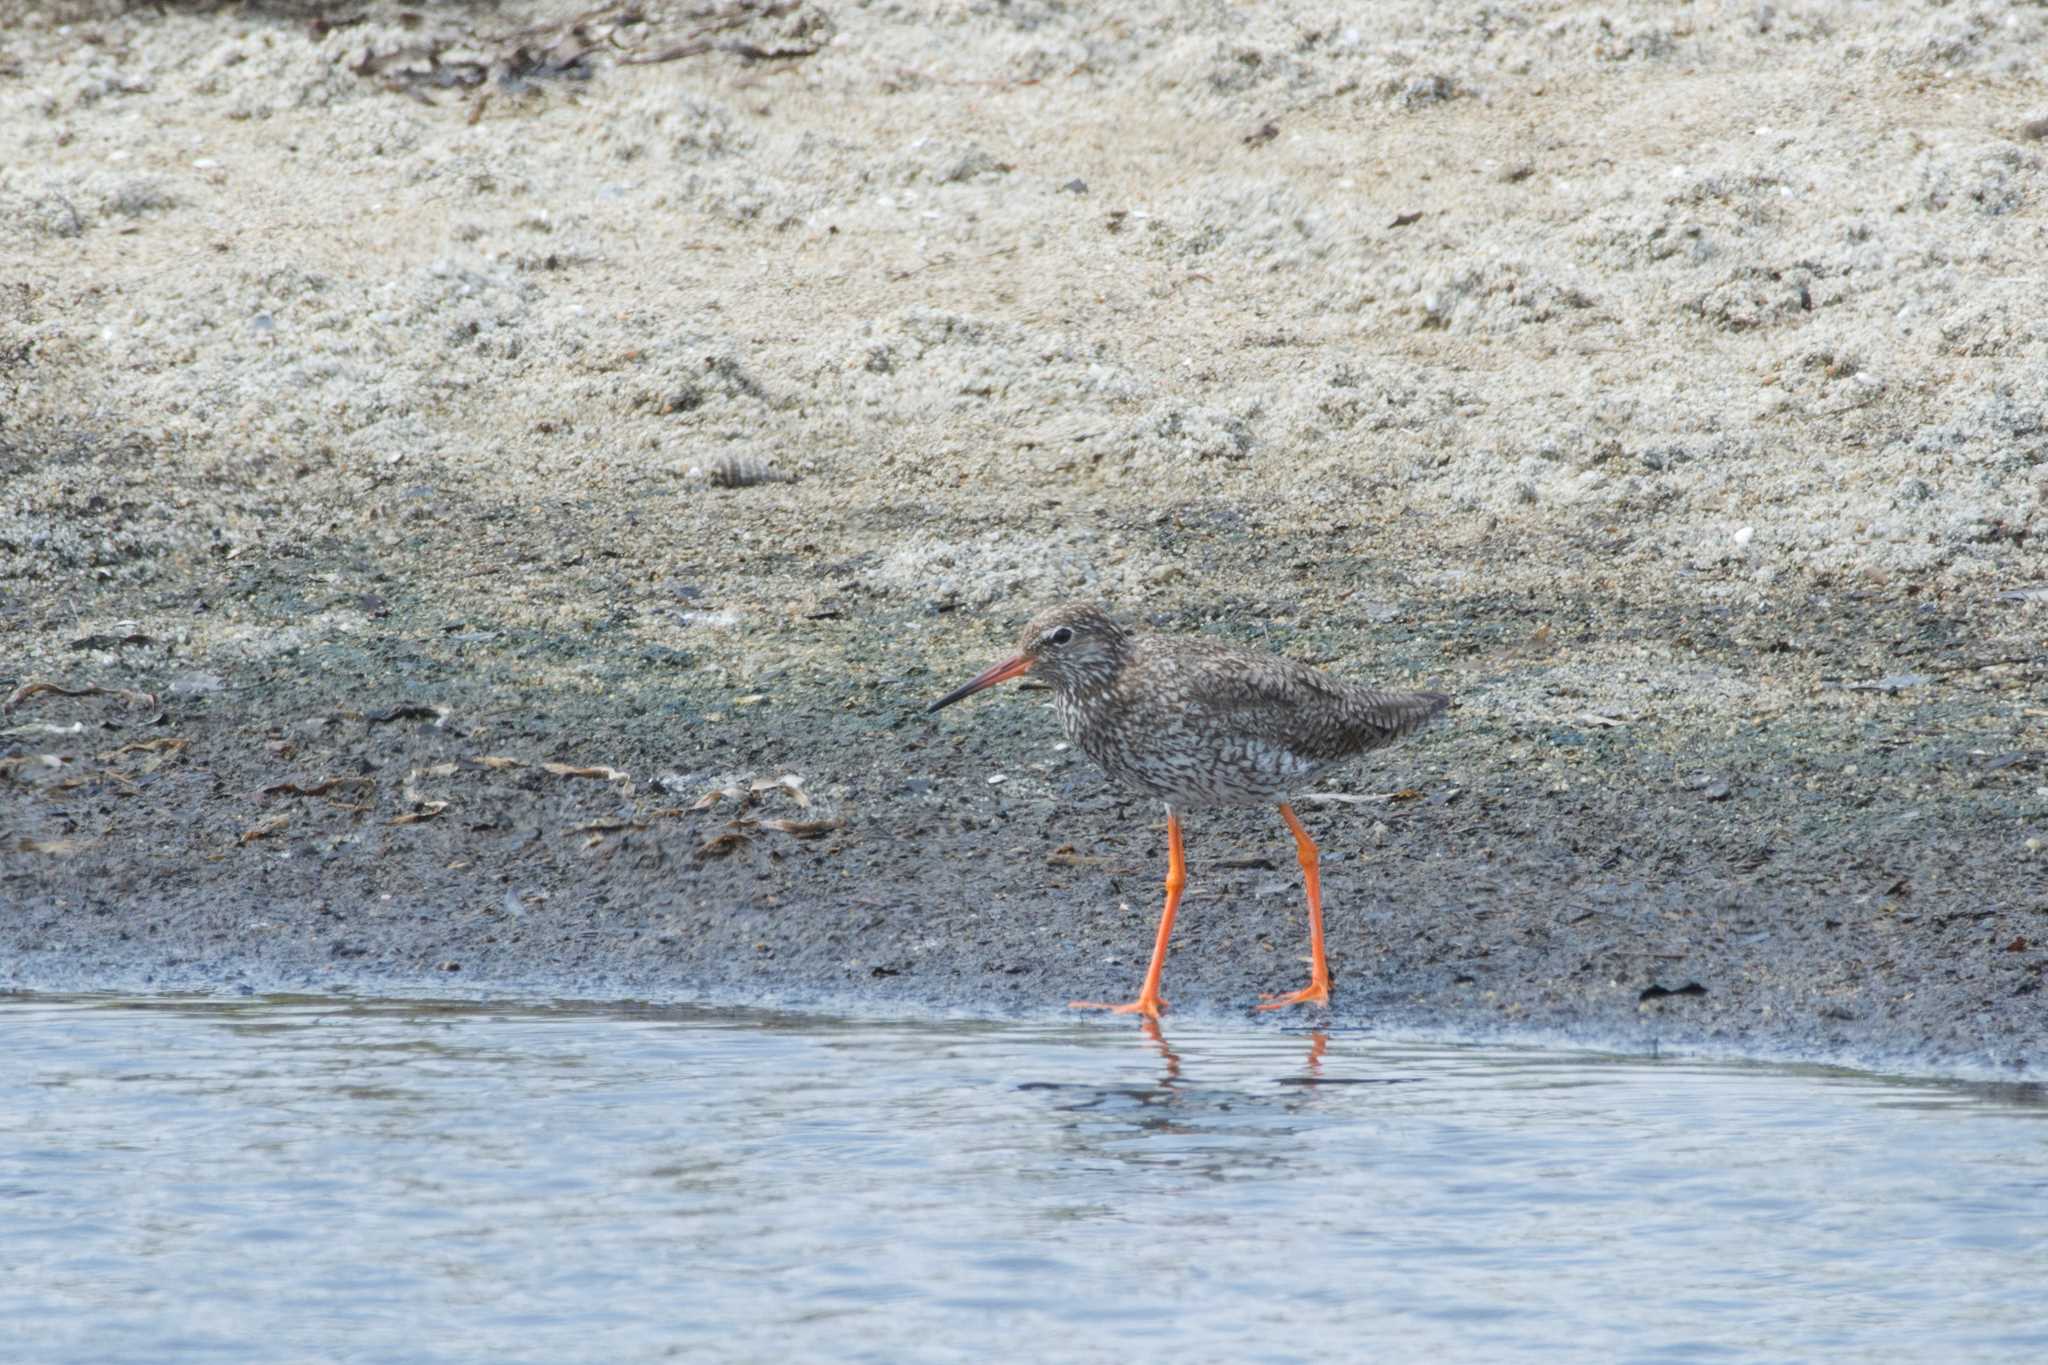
<box><xmin>168</xmin><ymin>671</ymin><xmax>225</xmax><ymax>698</ymax></box>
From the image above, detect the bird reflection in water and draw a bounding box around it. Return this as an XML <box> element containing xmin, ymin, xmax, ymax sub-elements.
<box><xmin>1020</xmin><ymin>1025</ymin><xmax>1399</xmax><ymax>1185</ymax></box>
<box><xmin>1138</xmin><ymin>1016</ymin><xmax>1183</xmax><ymax>1082</ymax></box>
<box><xmin>1132</xmin><ymin>1020</ymin><xmax>1327</xmax><ymax>1088</ymax></box>
<box><xmin>1134</xmin><ymin>1019</ymin><xmax>1331</xmax><ymax>1089</ymax></box>
<box><xmin>1022</xmin><ymin>1025</ymin><xmax>1344</xmax><ymax>1144</ymax></box>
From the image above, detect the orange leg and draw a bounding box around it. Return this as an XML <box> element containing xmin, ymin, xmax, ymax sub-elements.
<box><xmin>1072</xmin><ymin>807</ymin><xmax>1185</xmax><ymax>1020</ymax></box>
<box><xmin>1257</xmin><ymin>802</ymin><xmax>1332</xmax><ymax>1011</ymax></box>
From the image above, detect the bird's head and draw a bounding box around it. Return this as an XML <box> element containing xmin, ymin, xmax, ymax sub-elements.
<box><xmin>928</xmin><ymin>602</ymin><xmax>1130</xmax><ymax>712</ymax></box>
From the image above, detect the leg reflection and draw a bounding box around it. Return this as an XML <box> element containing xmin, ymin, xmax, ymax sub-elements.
<box><xmin>1138</xmin><ymin>1015</ymin><xmax>1182</xmax><ymax>1083</ymax></box>
<box><xmin>1305</xmin><ymin>1029</ymin><xmax>1329</xmax><ymax>1077</ymax></box>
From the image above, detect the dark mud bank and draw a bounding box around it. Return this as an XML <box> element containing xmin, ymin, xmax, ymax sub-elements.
<box><xmin>7</xmin><ymin>584</ymin><xmax>2042</xmax><ymax>1081</ymax></box>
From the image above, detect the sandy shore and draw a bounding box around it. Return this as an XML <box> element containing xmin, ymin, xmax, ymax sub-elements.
<box><xmin>4</xmin><ymin>0</ymin><xmax>2044</xmax><ymax>1076</ymax></box>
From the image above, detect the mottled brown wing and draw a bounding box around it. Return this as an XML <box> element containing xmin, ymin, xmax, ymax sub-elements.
<box><xmin>1173</xmin><ymin>645</ymin><xmax>1445</xmax><ymax>764</ymax></box>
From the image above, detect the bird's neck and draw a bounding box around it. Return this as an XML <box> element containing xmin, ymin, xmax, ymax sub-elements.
<box><xmin>1053</xmin><ymin>680</ymin><xmax>1118</xmax><ymax>748</ymax></box>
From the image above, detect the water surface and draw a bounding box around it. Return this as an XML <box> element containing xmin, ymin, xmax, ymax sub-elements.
<box><xmin>3</xmin><ymin>996</ymin><xmax>2043</xmax><ymax>1362</ymax></box>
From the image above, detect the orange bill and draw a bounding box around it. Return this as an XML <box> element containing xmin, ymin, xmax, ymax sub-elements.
<box><xmin>928</xmin><ymin>654</ymin><xmax>1032</xmax><ymax>712</ymax></box>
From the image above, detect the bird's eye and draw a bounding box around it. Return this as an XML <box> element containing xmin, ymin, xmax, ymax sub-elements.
<box><xmin>1048</xmin><ymin>626</ymin><xmax>1074</xmax><ymax>646</ymax></box>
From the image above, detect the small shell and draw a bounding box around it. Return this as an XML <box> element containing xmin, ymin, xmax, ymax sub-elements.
<box><xmin>706</xmin><ymin>456</ymin><xmax>795</xmax><ymax>489</ymax></box>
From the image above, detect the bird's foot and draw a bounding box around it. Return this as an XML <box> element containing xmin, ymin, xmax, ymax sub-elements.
<box><xmin>1070</xmin><ymin>995</ymin><xmax>1167</xmax><ymax>1021</ymax></box>
<box><xmin>1254</xmin><ymin>978</ymin><xmax>1331</xmax><ymax>1012</ymax></box>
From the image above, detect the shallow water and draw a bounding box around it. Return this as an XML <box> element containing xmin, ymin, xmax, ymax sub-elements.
<box><xmin>2</xmin><ymin>996</ymin><xmax>2044</xmax><ymax>1363</ymax></box>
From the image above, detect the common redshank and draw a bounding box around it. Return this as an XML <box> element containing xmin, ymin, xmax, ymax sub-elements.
<box><xmin>929</xmin><ymin>602</ymin><xmax>1449</xmax><ymax>1019</ymax></box>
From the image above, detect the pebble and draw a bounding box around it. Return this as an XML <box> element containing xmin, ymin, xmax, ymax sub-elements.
<box><xmin>703</xmin><ymin>457</ymin><xmax>794</xmax><ymax>489</ymax></box>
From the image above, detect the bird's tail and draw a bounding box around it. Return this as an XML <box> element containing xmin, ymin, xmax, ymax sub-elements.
<box><xmin>1350</xmin><ymin>688</ymin><xmax>1452</xmax><ymax>745</ymax></box>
